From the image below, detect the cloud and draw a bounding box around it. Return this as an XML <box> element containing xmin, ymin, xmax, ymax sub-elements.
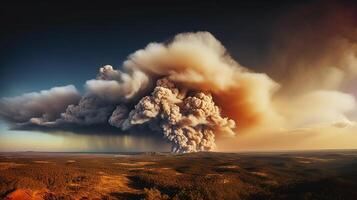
<box><xmin>0</xmin><ymin>32</ymin><xmax>280</xmax><ymax>153</ymax></box>
<box><xmin>122</xmin><ymin>32</ymin><xmax>282</xmax><ymax>131</ymax></box>
<box><xmin>58</xmin><ymin>65</ymin><xmax>151</xmax><ymax>126</ymax></box>
<box><xmin>110</xmin><ymin>78</ymin><xmax>235</xmax><ymax>153</ymax></box>
<box><xmin>85</xmin><ymin>65</ymin><xmax>151</xmax><ymax>102</ymax></box>
<box><xmin>0</xmin><ymin>85</ymin><xmax>80</xmax><ymax>125</ymax></box>
<box><xmin>1</xmin><ymin>19</ymin><xmax>356</xmax><ymax>153</ymax></box>
<box><xmin>104</xmin><ymin>32</ymin><xmax>282</xmax><ymax>152</ymax></box>
<box><xmin>59</xmin><ymin>94</ymin><xmax>116</xmax><ymax>125</ymax></box>
<box><xmin>276</xmin><ymin>90</ymin><xmax>357</xmax><ymax>128</ymax></box>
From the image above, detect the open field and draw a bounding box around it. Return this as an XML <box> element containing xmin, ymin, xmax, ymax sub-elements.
<box><xmin>1</xmin><ymin>150</ymin><xmax>357</xmax><ymax>200</ymax></box>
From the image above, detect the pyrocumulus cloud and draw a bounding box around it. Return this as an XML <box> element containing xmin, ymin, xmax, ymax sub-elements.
<box><xmin>1</xmin><ymin>22</ymin><xmax>357</xmax><ymax>152</ymax></box>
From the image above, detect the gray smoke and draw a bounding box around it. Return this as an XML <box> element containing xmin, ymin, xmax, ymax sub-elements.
<box><xmin>109</xmin><ymin>78</ymin><xmax>235</xmax><ymax>153</ymax></box>
<box><xmin>59</xmin><ymin>65</ymin><xmax>151</xmax><ymax>125</ymax></box>
<box><xmin>0</xmin><ymin>85</ymin><xmax>80</xmax><ymax>126</ymax></box>
<box><xmin>60</xmin><ymin>95</ymin><xmax>116</xmax><ymax>125</ymax></box>
<box><xmin>1</xmin><ymin>32</ymin><xmax>277</xmax><ymax>153</ymax></box>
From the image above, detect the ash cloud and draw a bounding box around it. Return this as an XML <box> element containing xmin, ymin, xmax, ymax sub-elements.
<box><xmin>104</xmin><ymin>31</ymin><xmax>276</xmax><ymax>152</ymax></box>
<box><xmin>60</xmin><ymin>95</ymin><xmax>116</xmax><ymax>125</ymax></box>
<box><xmin>110</xmin><ymin>78</ymin><xmax>235</xmax><ymax>153</ymax></box>
<box><xmin>2</xmin><ymin>10</ymin><xmax>357</xmax><ymax>154</ymax></box>
<box><xmin>1</xmin><ymin>32</ymin><xmax>278</xmax><ymax>153</ymax></box>
<box><xmin>121</xmin><ymin>32</ymin><xmax>281</xmax><ymax>131</ymax></box>
<box><xmin>0</xmin><ymin>85</ymin><xmax>80</xmax><ymax>126</ymax></box>
<box><xmin>59</xmin><ymin>65</ymin><xmax>151</xmax><ymax>126</ymax></box>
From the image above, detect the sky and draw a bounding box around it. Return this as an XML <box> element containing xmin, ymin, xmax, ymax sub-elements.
<box><xmin>0</xmin><ymin>1</ymin><xmax>357</xmax><ymax>152</ymax></box>
<box><xmin>0</xmin><ymin>1</ymin><xmax>294</xmax><ymax>97</ymax></box>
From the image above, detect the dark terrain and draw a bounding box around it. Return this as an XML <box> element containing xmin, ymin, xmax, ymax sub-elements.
<box><xmin>1</xmin><ymin>150</ymin><xmax>357</xmax><ymax>200</ymax></box>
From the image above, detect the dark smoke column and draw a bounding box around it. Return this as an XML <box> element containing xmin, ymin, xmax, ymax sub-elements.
<box><xmin>109</xmin><ymin>78</ymin><xmax>236</xmax><ymax>153</ymax></box>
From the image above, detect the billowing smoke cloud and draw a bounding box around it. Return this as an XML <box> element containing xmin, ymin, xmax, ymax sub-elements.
<box><xmin>110</xmin><ymin>78</ymin><xmax>235</xmax><ymax>153</ymax></box>
<box><xmin>60</xmin><ymin>95</ymin><xmax>116</xmax><ymax>125</ymax></box>
<box><xmin>0</xmin><ymin>32</ymin><xmax>279</xmax><ymax>153</ymax></box>
<box><xmin>0</xmin><ymin>85</ymin><xmax>80</xmax><ymax>126</ymax></box>
<box><xmin>59</xmin><ymin>65</ymin><xmax>151</xmax><ymax>125</ymax></box>
<box><xmin>85</xmin><ymin>65</ymin><xmax>150</xmax><ymax>102</ymax></box>
<box><xmin>102</xmin><ymin>32</ymin><xmax>281</xmax><ymax>152</ymax></box>
<box><xmin>1</xmin><ymin>6</ymin><xmax>357</xmax><ymax>154</ymax></box>
<box><xmin>121</xmin><ymin>32</ymin><xmax>281</xmax><ymax>131</ymax></box>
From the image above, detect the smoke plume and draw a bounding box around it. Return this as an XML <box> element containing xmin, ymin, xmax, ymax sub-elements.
<box><xmin>110</xmin><ymin>78</ymin><xmax>235</xmax><ymax>153</ymax></box>
<box><xmin>0</xmin><ymin>85</ymin><xmax>80</xmax><ymax>126</ymax></box>
<box><xmin>1</xmin><ymin>4</ymin><xmax>357</xmax><ymax>154</ymax></box>
<box><xmin>59</xmin><ymin>65</ymin><xmax>150</xmax><ymax>125</ymax></box>
<box><xmin>1</xmin><ymin>32</ymin><xmax>279</xmax><ymax>153</ymax></box>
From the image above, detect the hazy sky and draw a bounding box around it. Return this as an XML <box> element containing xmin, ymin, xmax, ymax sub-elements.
<box><xmin>1</xmin><ymin>1</ymin><xmax>356</xmax><ymax>152</ymax></box>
